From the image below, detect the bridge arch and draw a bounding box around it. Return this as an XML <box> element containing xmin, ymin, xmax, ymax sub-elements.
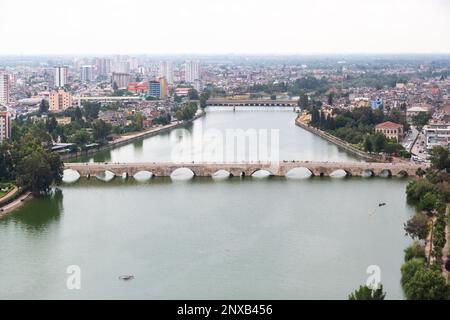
<box><xmin>62</xmin><ymin>169</ymin><xmax>81</xmax><ymax>183</ymax></box>
<box><xmin>330</xmin><ymin>169</ymin><xmax>351</xmax><ymax>178</ymax></box>
<box><xmin>397</xmin><ymin>170</ymin><xmax>409</xmax><ymax>178</ymax></box>
<box><xmin>378</xmin><ymin>169</ymin><xmax>392</xmax><ymax>178</ymax></box>
<box><xmin>285</xmin><ymin>167</ymin><xmax>313</xmax><ymax>179</ymax></box>
<box><xmin>170</xmin><ymin>167</ymin><xmax>196</xmax><ymax>180</ymax></box>
<box><xmin>96</xmin><ymin>170</ymin><xmax>116</xmax><ymax>182</ymax></box>
<box><xmin>212</xmin><ymin>169</ymin><xmax>232</xmax><ymax>180</ymax></box>
<box><xmin>362</xmin><ymin>169</ymin><xmax>374</xmax><ymax>178</ymax></box>
<box><xmin>251</xmin><ymin>169</ymin><xmax>273</xmax><ymax>178</ymax></box>
<box><xmin>133</xmin><ymin>170</ymin><xmax>153</xmax><ymax>181</ymax></box>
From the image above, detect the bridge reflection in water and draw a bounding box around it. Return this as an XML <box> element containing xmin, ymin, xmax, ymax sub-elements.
<box><xmin>63</xmin><ymin>161</ymin><xmax>427</xmax><ymax>182</ymax></box>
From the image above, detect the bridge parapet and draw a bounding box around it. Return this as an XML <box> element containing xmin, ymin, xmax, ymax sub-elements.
<box><xmin>64</xmin><ymin>161</ymin><xmax>428</xmax><ymax>179</ymax></box>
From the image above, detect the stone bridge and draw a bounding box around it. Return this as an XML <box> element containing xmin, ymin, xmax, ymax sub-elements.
<box><xmin>64</xmin><ymin>161</ymin><xmax>428</xmax><ymax>178</ymax></box>
<box><xmin>206</xmin><ymin>99</ymin><xmax>298</xmax><ymax>107</ymax></box>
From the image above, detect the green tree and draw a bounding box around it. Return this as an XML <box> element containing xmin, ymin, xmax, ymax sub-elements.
<box><xmin>39</xmin><ymin>99</ymin><xmax>49</xmax><ymax>114</ymax></box>
<box><xmin>298</xmin><ymin>92</ymin><xmax>308</xmax><ymax>109</ymax></box>
<box><xmin>0</xmin><ymin>142</ymin><xmax>14</xmax><ymax>181</ymax></box>
<box><xmin>174</xmin><ymin>94</ymin><xmax>182</xmax><ymax>103</ymax></box>
<box><xmin>372</xmin><ymin>133</ymin><xmax>387</xmax><ymax>153</ymax></box>
<box><xmin>404</xmin><ymin>212</ymin><xmax>429</xmax><ymax>240</ymax></box>
<box><xmin>15</xmin><ymin>136</ymin><xmax>63</xmax><ymax>194</ymax></box>
<box><xmin>83</xmin><ymin>102</ymin><xmax>101</xmax><ymax>120</ymax></box>
<box><xmin>429</xmin><ymin>146</ymin><xmax>450</xmax><ymax>172</ymax></box>
<box><xmin>188</xmin><ymin>89</ymin><xmax>199</xmax><ymax>100</ymax></box>
<box><xmin>74</xmin><ymin>106</ymin><xmax>83</xmax><ymax>123</ymax></box>
<box><xmin>412</xmin><ymin>112</ymin><xmax>430</xmax><ymax>129</ymax></box>
<box><xmin>404</xmin><ymin>241</ymin><xmax>426</xmax><ymax>262</ymax></box>
<box><xmin>363</xmin><ymin>136</ymin><xmax>373</xmax><ymax>153</ymax></box>
<box><xmin>403</xmin><ymin>268</ymin><xmax>449</xmax><ymax>300</ymax></box>
<box><xmin>418</xmin><ymin>192</ymin><xmax>437</xmax><ymax>212</ymax></box>
<box><xmin>92</xmin><ymin>119</ymin><xmax>112</xmax><ymax>143</ymax></box>
<box><xmin>134</xmin><ymin>113</ymin><xmax>144</xmax><ymax>131</ymax></box>
<box><xmin>348</xmin><ymin>284</ymin><xmax>386</xmax><ymax>300</ymax></box>
<box><xmin>327</xmin><ymin>92</ymin><xmax>334</xmax><ymax>106</ymax></box>
<box><xmin>401</xmin><ymin>258</ymin><xmax>426</xmax><ymax>286</ymax></box>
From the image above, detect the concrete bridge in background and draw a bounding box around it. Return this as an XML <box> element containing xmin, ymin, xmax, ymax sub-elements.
<box><xmin>206</xmin><ymin>99</ymin><xmax>298</xmax><ymax>107</ymax></box>
<box><xmin>64</xmin><ymin>161</ymin><xmax>427</xmax><ymax>178</ymax></box>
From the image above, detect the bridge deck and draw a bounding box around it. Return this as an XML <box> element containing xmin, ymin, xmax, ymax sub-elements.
<box><xmin>64</xmin><ymin>161</ymin><xmax>427</xmax><ymax>178</ymax></box>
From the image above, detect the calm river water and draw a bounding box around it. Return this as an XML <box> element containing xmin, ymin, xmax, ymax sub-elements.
<box><xmin>0</xmin><ymin>108</ymin><xmax>413</xmax><ymax>299</ymax></box>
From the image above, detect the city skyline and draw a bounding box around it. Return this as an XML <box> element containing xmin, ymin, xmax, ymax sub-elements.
<box><xmin>1</xmin><ymin>0</ymin><xmax>450</xmax><ymax>55</ymax></box>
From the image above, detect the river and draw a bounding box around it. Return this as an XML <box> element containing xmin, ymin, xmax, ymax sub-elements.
<box><xmin>0</xmin><ymin>108</ymin><xmax>413</xmax><ymax>299</ymax></box>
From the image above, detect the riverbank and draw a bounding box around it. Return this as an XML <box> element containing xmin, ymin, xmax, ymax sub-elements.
<box><xmin>295</xmin><ymin>117</ymin><xmax>379</xmax><ymax>162</ymax></box>
<box><xmin>0</xmin><ymin>190</ymin><xmax>32</xmax><ymax>218</ymax></box>
<box><xmin>61</xmin><ymin>110</ymin><xmax>206</xmax><ymax>161</ymax></box>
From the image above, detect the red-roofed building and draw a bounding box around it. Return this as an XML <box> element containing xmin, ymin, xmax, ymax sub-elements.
<box><xmin>375</xmin><ymin>121</ymin><xmax>403</xmax><ymax>142</ymax></box>
<box><xmin>128</xmin><ymin>81</ymin><xmax>148</xmax><ymax>94</ymax></box>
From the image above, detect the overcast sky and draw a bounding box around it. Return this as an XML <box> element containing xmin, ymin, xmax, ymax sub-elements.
<box><xmin>1</xmin><ymin>0</ymin><xmax>449</xmax><ymax>55</ymax></box>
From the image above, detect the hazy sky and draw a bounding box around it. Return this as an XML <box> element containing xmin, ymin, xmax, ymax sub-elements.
<box><xmin>1</xmin><ymin>0</ymin><xmax>449</xmax><ymax>55</ymax></box>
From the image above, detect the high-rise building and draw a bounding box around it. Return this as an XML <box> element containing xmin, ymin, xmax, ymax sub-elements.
<box><xmin>80</xmin><ymin>65</ymin><xmax>95</xmax><ymax>82</ymax></box>
<box><xmin>185</xmin><ymin>60</ymin><xmax>200</xmax><ymax>83</ymax></box>
<box><xmin>128</xmin><ymin>57</ymin><xmax>139</xmax><ymax>71</ymax></box>
<box><xmin>148</xmin><ymin>80</ymin><xmax>161</xmax><ymax>99</ymax></box>
<box><xmin>49</xmin><ymin>89</ymin><xmax>73</xmax><ymax>112</ymax></box>
<box><xmin>0</xmin><ymin>111</ymin><xmax>11</xmax><ymax>143</ymax></box>
<box><xmin>95</xmin><ymin>58</ymin><xmax>111</xmax><ymax>77</ymax></box>
<box><xmin>0</xmin><ymin>73</ymin><xmax>11</xmax><ymax>105</ymax></box>
<box><xmin>54</xmin><ymin>66</ymin><xmax>68</xmax><ymax>88</ymax></box>
<box><xmin>148</xmin><ymin>78</ymin><xmax>168</xmax><ymax>99</ymax></box>
<box><xmin>159</xmin><ymin>61</ymin><xmax>174</xmax><ymax>84</ymax></box>
<box><xmin>111</xmin><ymin>72</ymin><xmax>131</xmax><ymax>90</ymax></box>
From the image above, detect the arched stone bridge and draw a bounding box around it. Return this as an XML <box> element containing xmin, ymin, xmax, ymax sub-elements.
<box><xmin>64</xmin><ymin>161</ymin><xmax>428</xmax><ymax>178</ymax></box>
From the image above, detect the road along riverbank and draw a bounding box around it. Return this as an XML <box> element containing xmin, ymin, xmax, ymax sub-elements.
<box><xmin>61</xmin><ymin>110</ymin><xmax>205</xmax><ymax>161</ymax></box>
<box><xmin>295</xmin><ymin>117</ymin><xmax>380</xmax><ymax>162</ymax></box>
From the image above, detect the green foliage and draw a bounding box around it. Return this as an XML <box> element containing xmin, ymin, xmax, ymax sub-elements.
<box><xmin>406</xmin><ymin>179</ymin><xmax>438</xmax><ymax>205</ymax></box>
<box><xmin>199</xmin><ymin>91</ymin><xmax>210</xmax><ymax>108</ymax></box>
<box><xmin>12</xmin><ymin>133</ymin><xmax>63</xmax><ymax>193</ymax></box>
<box><xmin>429</xmin><ymin>146</ymin><xmax>450</xmax><ymax>172</ymax></box>
<box><xmin>404</xmin><ymin>242</ymin><xmax>426</xmax><ymax>262</ymax></box>
<box><xmin>404</xmin><ymin>212</ymin><xmax>429</xmax><ymax>240</ymax></box>
<box><xmin>412</xmin><ymin>112</ymin><xmax>431</xmax><ymax>129</ymax></box>
<box><xmin>82</xmin><ymin>102</ymin><xmax>101</xmax><ymax>120</ymax></box>
<box><xmin>188</xmin><ymin>89</ymin><xmax>199</xmax><ymax>100</ymax></box>
<box><xmin>153</xmin><ymin>111</ymin><xmax>171</xmax><ymax>125</ymax></box>
<box><xmin>432</xmin><ymin>213</ymin><xmax>447</xmax><ymax>260</ymax></box>
<box><xmin>134</xmin><ymin>113</ymin><xmax>144</xmax><ymax>131</ymax></box>
<box><xmin>348</xmin><ymin>284</ymin><xmax>386</xmax><ymax>300</ymax></box>
<box><xmin>175</xmin><ymin>103</ymin><xmax>198</xmax><ymax>121</ymax></box>
<box><xmin>403</xmin><ymin>268</ymin><xmax>449</xmax><ymax>300</ymax></box>
<box><xmin>401</xmin><ymin>258</ymin><xmax>426</xmax><ymax>286</ymax></box>
<box><xmin>419</xmin><ymin>192</ymin><xmax>438</xmax><ymax>212</ymax></box>
<box><xmin>92</xmin><ymin>119</ymin><xmax>112</xmax><ymax>143</ymax></box>
<box><xmin>39</xmin><ymin>99</ymin><xmax>49</xmax><ymax>114</ymax></box>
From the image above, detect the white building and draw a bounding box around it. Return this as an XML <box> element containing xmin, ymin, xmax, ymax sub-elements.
<box><xmin>80</xmin><ymin>65</ymin><xmax>95</xmax><ymax>82</ymax></box>
<box><xmin>185</xmin><ymin>60</ymin><xmax>200</xmax><ymax>83</ymax></box>
<box><xmin>423</xmin><ymin>122</ymin><xmax>450</xmax><ymax>150</ymax></box>
<box><xmin>0</xmin><ymin>111</ymin><xmax>11</xmax><ymax>143</ymax></box>
<box><xmin>0</xmin><ymin>73</ymin><xmax>11</xmax><ymax>105</ymax></box>
<box><xmin>54</xmin><ymin>66</ymin><xmax>68</xmax><ymax>88</ymax></box>
<box><xmin>159</xmin><ymin>61</ymin><xmax>174</xmax><ymax>84</ymax></box>
<box><xmin>95</xmin><ymin>58</ymin><xmax>111</xmax><ymax>77</ymax></box>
